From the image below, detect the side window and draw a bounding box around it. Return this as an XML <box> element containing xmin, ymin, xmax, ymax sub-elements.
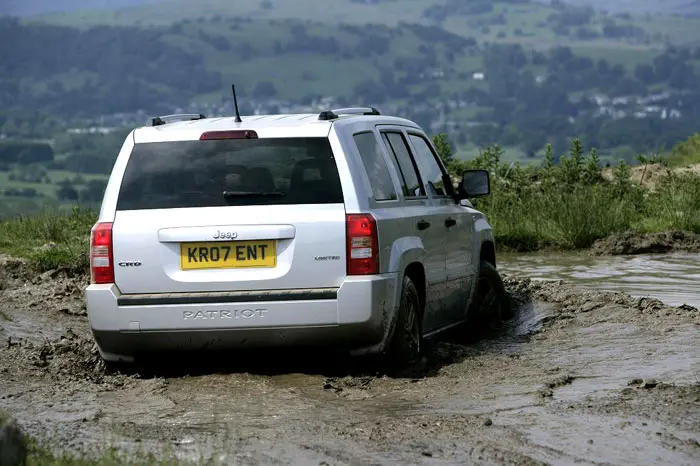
<box><xmin>381</xmin><ymin>131</ymin><xmax>426</xmax><ymax>198</ymax></box>
<box><xmin>408</xmin><ymin>134</ymin><xmax>454</xmax><ymax>197</ymax></box>
<box><xmin>353</xmin><ymin>132</ymin><xmax>398</xmax><ymax>201</ymax></box>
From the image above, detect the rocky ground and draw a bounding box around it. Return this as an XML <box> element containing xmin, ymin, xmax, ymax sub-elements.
<box><xmin>0</xmin><ymin>256</ymin><xmax>699</xmax><ymax>465</ymax></box>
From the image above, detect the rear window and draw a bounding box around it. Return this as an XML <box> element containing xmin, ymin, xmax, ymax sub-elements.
<box><xmin>116</xmin><ymin>137</ymin><xmax>344</xmax><ymax>210</ymax></box>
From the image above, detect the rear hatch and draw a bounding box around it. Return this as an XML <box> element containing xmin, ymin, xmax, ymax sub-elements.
<box><xmin>111</xmin><ymin>132</ymin><xmax>347</xmax><ymax>294</ymax></box>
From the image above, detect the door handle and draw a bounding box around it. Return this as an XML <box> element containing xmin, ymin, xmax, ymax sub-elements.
<box><xmin>445</xmin><ymin>218</ymin><xmax>457</xmax><ymax>228</ymax></box>
<box><xmin>417</xmin><ymin>220</ymin><xmax>431</xmax><ymax>231</ymax></box>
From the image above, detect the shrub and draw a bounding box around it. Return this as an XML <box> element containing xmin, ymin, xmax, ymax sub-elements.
<box><xmin>435</xmin><ymin>136</ymin><xmax>700</xmax><ymax>250</ymax></box>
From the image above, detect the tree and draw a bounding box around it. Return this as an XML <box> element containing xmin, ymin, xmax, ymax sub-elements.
<box><xmin>0</xmin><ymin>141</ymin><xmax>54</xmax><ymax>165</ymax></box>
<box><xmin>432</xmin><ymin>133</ymin><xmax>464</xmax><ymax>177</ymax></box>
<box><xmin>252</xmin><ymin>81</ymin><xmax>277</xmax><ymax>99</ymax></box>
<box><xmin>56</xmin><ymin>181</ymin><xmax>79</xmax><ymax>201</ymax></box>
<box><xmin>634</xmin><ymin>64</ymin><xmax>655</xmax><ymax>84</ymax></box>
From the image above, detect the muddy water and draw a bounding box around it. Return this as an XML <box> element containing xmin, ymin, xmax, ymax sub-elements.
<box><xmin>1</xmin><ymin>258</ymin><xmax>700</xmax><ymax>465</ymax></box>
<box><xmin>500</xmin><ymin>252</ymin><xmax>700</xmax><ymax>308</ymax></box>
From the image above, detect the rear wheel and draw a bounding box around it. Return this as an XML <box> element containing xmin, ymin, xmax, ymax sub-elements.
<box><xmin>383</xmin><ymin>275</ymin><xmax>423</xmax><ymax>371</ymax></box>
<box><xmin>468</xmin><ymin>260</ymin><xmax>513</xmax><ymax>330</ymax></box>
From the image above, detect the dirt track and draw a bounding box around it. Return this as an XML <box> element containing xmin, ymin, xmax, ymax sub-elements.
<box><xmin>0</xmin><ymin>256</ymin><xmax>699</xmax><ymax>465</ymax></box>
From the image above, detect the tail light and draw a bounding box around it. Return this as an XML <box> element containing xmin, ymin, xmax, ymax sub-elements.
<box><xmin>90</xmin><ymin>222</ymin><xmax>114</xmax><ymax>284</ymax></box>
<box><xmin>346</xmin><ymin>214</ymin><xmax>379</xmax><ymax>275</ymax></box>
<box><xmin>199</xmin><ymin>130</ymin><xmax>258</xmax><ymax>140</ymax></box>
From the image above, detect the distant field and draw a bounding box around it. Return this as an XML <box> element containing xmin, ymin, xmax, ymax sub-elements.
<box><xmin>28</xmin><ymin>0</ymin><xmax>443</xmax><ymax>28</ymax></box>
<box><xmin>568</xmin><ymin>44</ymin><xmax>659</xmax><ymax>68</ymax></box>
<box><xmin>0</xmin><ymin>170</ymin><xmax>105</xmax><ymax>194</ymax></box>
<box><xmin>556</xmin><ymin>0</ymin><xmax>700</xmax><ymax>16</ymax></box>
<box><xmin>27</xmin><ymin>0</ymin><xmax>700</xmax><ymax>48</ymax></box>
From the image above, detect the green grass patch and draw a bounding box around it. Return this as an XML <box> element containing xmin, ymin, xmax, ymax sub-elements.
<box><xmin>438</xmin><ymin>135</ymin><xmax>700</xmax><ymax>251</ymax></box>
<box><xmin>0</xmin><ymin>206</ymin><xmax>96</xmax><ymax>274</ymax></box>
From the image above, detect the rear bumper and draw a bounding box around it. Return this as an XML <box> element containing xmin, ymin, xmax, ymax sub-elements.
<box><xmin>86</xmin><ymin>274</ymin><xmax>399</xmax><ymax>361</ymax></box>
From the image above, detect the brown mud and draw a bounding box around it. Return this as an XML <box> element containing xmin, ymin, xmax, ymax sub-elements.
<box><xmin>590</xmin><ymin>230</ymin><xmax>700</xmax><ymax>256</ymax></box>
<box><xmin>0</xmin><ymin>257</ymin><xmax>699</xmax><ymax>465</ymax></box>
<box><xmin>601</xmin><ymin>163</ymin><xmax>700</xmax><ymax>189</ymax></box>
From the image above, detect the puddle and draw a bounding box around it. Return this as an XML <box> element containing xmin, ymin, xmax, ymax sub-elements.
<box><xmin>500</xmin><ymin>252</ymin><xmax>700</xmax><ymax>308</ymax></box>
<box><xmin>496</xmin><ymin>407</ymin><xmax>700</xmax><ymax>466</ymax></box>
<box><xmin>2</xmin><ymin>253</ymin><xmax>700</xmax><ymax>465</ymax></box>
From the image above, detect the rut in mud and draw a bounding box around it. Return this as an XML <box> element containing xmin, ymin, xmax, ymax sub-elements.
<box><xmin>0</xmin><ymin>256</ymin><xmax>699</xmax><ymax>465</ymax></box>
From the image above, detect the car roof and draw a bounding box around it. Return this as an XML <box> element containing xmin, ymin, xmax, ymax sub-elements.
<box><xmin>132</xmin><ymin>113</ymin><xmax>421</xmax><ymax>143</ymax></box>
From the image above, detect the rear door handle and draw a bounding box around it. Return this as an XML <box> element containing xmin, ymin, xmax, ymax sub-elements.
<box><xmin>445</xmin><ymin>218</ymin><xmax>457</xmax><ymax>228</ymax></box>
<box><xmin>417</xmin><ymin>220</ymin><xmax>431</xmax><ymax>231</ymax></box>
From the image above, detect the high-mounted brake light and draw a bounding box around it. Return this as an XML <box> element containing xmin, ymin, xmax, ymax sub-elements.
<box><xmin>346</xmin><ymin>214</ymin><xmax>379</xmax><ymax>275</ymax></box>
<box><xmin>199</xmin><ymin>130</ymin><xmax>258</xmax><ymax>140</ymax></box>
<box><xmin>90</xmin><ymin>222</ymin><xmax>114</xmax><ymax>284</ymax></box>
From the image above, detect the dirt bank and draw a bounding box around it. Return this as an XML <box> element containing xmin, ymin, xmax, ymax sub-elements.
<box><xmin>589</xmin><ymin>230</ymin><xmax>700</xmax><ymax>256</ymax></box>
<box><xmin>601</xmin><ymin>162</ymin><xmax>700</xmax><ymax>189</ymax></box>
<box><xmin>0</xmin><ymin>261</ymin><xmax>699</xmax><ymax>465</ymax></box>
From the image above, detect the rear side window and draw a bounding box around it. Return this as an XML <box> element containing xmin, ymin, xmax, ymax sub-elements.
<box><xmin>353</xmin><ymin>131</ymin><xmax>397</xmax><ymax>201</ymax></box>
<box><xmin>381</xmin><ymin>132</ymin><xmax>425</xmax><ymax>198</ymax></box>
<box><xmin>116</xmin><ymin>138</ymin><xmax>344</xmax><ymax>210</ymax></box>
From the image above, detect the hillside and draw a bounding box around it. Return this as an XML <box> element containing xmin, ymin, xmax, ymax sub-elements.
<box><xmin>27</xmin><ymin>0</ymin><xmax>700</xmax><ymax>46</ymax></box>
<box><xmin>555</xmin><ymin>0</ymin><xmax>700</xmax><ymax>16</ymax></box>
<box><xmin>2</xmin><ymin>0</ymin><xmax>700</xmax><ymax>219</ymax></box>
<box><xmin>3</xmin><ymin>14</ymin><xmax>699</xmax><ymax>133</ymax></box>
<box><xmin>8</xmin><ymin>0</ymin><xmax>700</xmax><ymax>19</ymax></box>
<box><xmin>0</xmin><ymin>0</ymin><xmax>164</xmax><ymax>17</ymax></box>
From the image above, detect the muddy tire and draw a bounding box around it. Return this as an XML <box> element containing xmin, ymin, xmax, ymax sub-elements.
<box><xmin>102</xmin><ymin>360</ymin><xmax>131</xmax><ymax>375</ymax></box>
<box><xmin>382</xmin><ymin>275</ymin><xmax>423</xmax><ymax>371</ymax></box>
<box><xmin>468</xmin><ymin>261</ymin><xmax>513</xmax><ymax>329</ymax></box>
<box><xmin>0</xmin><ymin>409</ymin><xmax>27</xmax><ymax>466</ymax></box>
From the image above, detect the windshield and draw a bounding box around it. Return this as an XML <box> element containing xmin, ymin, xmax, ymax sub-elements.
<box><xmin>116</xmin><ymin>137</ymin><xmax>344</xmax><ymax>210</ymax></box>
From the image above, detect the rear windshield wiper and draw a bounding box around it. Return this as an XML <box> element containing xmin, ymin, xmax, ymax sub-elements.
<box><xmin>222</xmin><ymin>190</ymin><xmax>286</xmax><ymax>198</ymax></box>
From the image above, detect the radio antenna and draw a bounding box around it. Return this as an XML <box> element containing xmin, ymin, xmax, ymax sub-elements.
<box><xmin>232</xmin><ymin>85</ymin><xmax>242</xmax><ymax>123</ymax></box>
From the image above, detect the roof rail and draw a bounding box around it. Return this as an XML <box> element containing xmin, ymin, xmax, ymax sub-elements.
<box><xmin>148</xmin><ymin>113</ymin><xmax>207</xmax><ymax>127</ymax></box>
<box><xmin>318</xmin><ymin>107</ymin><xmax>381</xmax><ymax>121</ymax></box>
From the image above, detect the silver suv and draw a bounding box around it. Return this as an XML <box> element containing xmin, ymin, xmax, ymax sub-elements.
<box><xmin>86</xmin><ymin>107</ymin><xmax>510</xmax><ymax>368</ymax></box>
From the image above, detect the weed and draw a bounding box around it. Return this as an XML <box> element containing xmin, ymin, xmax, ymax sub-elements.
<box><xmin>435</xmin><ymin>134</ymin><xmax>700</xmax><ymax>250</ymax></box>
<box><xmin>0</xmin><ymin>206</ymin><xmax>96</xmax><ymax>274</ymax></box>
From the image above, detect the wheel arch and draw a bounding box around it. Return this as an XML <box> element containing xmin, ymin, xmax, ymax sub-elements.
<box><xmin>403</xmin><ymin>261</ymin><xmax>426</xmax><ymax>314</ymax></box>
<box><xmin>479</xmin><ymin>240</ymin><xmax>496</xmax><ymax>268</ymax></box>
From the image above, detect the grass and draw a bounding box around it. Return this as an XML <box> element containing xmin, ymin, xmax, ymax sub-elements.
<box><xmin>0</xmin><ymin>206</ymin><xmax>96</xmax><ymax>274</ymax></box>
<box><xmin>440</xmin><ymin>134</ymin><xmax>700</xmax><ymax>251</ymax></box>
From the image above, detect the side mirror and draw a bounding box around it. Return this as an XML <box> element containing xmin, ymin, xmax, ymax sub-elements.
<box><xmin>457</xmin><ymin>169</ymin><xmax>490</xmax><ymax>199</ymax></box>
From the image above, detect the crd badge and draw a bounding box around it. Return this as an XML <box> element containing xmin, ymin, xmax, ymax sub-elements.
<box><xmin>118</xmin><ymin>261</ymin><xmax>142</xmax><ymax>267</ymax></box>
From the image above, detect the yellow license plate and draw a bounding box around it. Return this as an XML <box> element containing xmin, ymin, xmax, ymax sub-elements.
<box><xmin>180</xmin><ymin>240</ymin><xmax>276</xmax><ymax>270</ymax></box>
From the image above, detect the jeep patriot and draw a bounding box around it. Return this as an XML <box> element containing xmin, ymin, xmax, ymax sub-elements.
<box><xmin>86</xmin><ymin>106</ymin><xmax>510</xmax><ymax>368</ymax></box>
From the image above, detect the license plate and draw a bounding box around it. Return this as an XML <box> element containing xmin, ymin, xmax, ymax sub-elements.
<box><xmin>180</xmin><ymin>240</ymin><xmax>276</xmax><ymax>270</ymax></box>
